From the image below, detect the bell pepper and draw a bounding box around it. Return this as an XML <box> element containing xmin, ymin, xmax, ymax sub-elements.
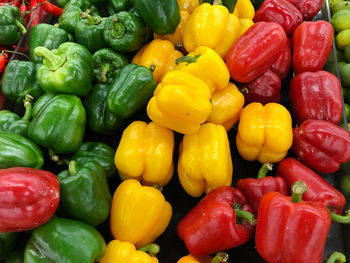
<box><xmin>236</xmin><ymin>102</ymin><xmax>293</xmax><ymax>163</ymax></box>
<box><xmin>92</xmin><ymin>48</ymin><xmax>128</xmax><ymax>84</ymax></box>
<box><xmin>177</xmin><ymin>186</ymin><xmax>256</xmax><ymax>256</ymax></box>
<box><xmin>286</xmin><ymin>0</ymin><xmax>324</xmax><ymax>20</ymax></box>
<box><xmin>175</xmin><ymin>46</ymin><xmax>229</xmax><ymax>94</ymax></box>
<box><xmin>234</xmin><ymin>0</ymin><xmax>255</xmax><ymax>19</ymax></box>
<box><xmin>110</xmin><ymin>179</ymin><xmax>172</xmax><ymax>248</ymax></box>
<box><xmin>236</xmin><ymin>164</ymin><xmax>288</xmax><ymax>214</ymax></box>
<box><xmin>0</xmin><ymin>5</ymin><xmax>26</xmax><ymax>46</ymax></box>
<box><xmin>28</xmin><ymin>93</ymin><xmax>86</xmax><ymax>154</ymax></box>
<box><xmin>100</xmin><ymin>240</ymin><xmax>160</xmax><ymax>263</ymax></box>
<box><xmin>0</xmin><ymin>131</ymin><xmax>43</xmax><ymax>169</ymax></box>
<box><xmin>0</xmin><ymin>233</ymin><xmax>19</xmax><ymax>261</ymax></box>
<box><xmin>183</xmin><ymin>3</ymin><xmax>240</xmax><ymax>58</ymax></box>
<box><xmin>107</xmin><ymin>64</ymin><xmax>156</xmax><ymax>118</ymax></box>
<box><xmin>255</xmin><ymin>181</ymin><xmax>331</xmax><ymax>263</ymax></box>
<box><xmin>254</xmin><ymin>0</ymin><xmax>303</xmax><ymax>35</ymax></box>
<box><xmin>147</xmin><ymin>71</ymin><xmax>212</xmax><ymax>135</ymax></box>
<box><xmin>84</xmin><ymin>84</ymin><xmax>123</xmax><ymax>135</ymax></box>
<box><xmin>1</xmin><ymin>60</ymin><xmax>44</xmax><ymax>104</ymax></box>
<box><xmin>115</xmin><ymin>121</ymin><xmax>174</xmax><ymax>186</ymax></box>
<box><xmin>29</xmin><ymin>23</ymin><xmax>69</xmax><ymax>63</ymax></box>
<box><xmin>238</xmin><ymin>69</ymin><xmax>281</xmax><ymax>105</ymax></box>
<box><xmin>106</xmin><ymin>0</ymin><xmax>133</xmax><ymax>16</ymax></box>
<box><xmin>177</xmin><ymin>254</ymin><xmax>212</xmax><ymax>263</ymax></box>
<box><xmin>133</xmin><ymin>0</ymin><xmax>180</xmax><ymax>35</ymax></box>
<box><xmin>238</xmin><ymin>18</ymin><xmax>254</xmax><ymax>37</ymax></box>
<box><xmin>24</xmin><ymin>217</ymin><xmax>106</xmax><ymax>263</ymax></box>
<box><xmin>292</xmin><ymin>119</ymin><xmax>350</xmax><ymax>174</ymax></box>
<box><xmin>206</xmin><ymin>82</ymin><xmax>244</xmax><ymax>131</ymax></box>
<box><xmin>103</xmin><ymin>12</ymin><xmax>147</xmax><ymax>53</ymax></box>
<box><xmin>226</xmin><ymin>22</ymin><xmax>287</xmax><ymax>83</ymax></box>
<box><xmin>177</xmin><ymin>0</ymin><xmax>199</xmax><ymax>14</ymax></box>
<box><xmin>0</xmin><ymin>167</ymin><xmax>59</xmax><ymax>232</ymax></box>
<box><xmin>292</xmin><ymin>21</ymin><xmax>334</xmax><ymax>74</ymax></box>
<box><xmin>270</xmin><ymin>38</ymin><xmax>291</xmax><ymax>79</ymax></box>
<box><xmin>34</xmin><ymin>42</ymin><xmax>94</xmax><ymax>96</ymax></box>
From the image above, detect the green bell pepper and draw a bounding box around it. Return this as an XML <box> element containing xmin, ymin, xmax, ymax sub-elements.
<box><xmin>0</xmin><ymin>5</ymin><xmax>26</xmax><ymax>46</ymax></box>
<box><xmin>107</xmin><ymin>0</ymin><xmax>133</xmax><ymax>15</ymax></box>
<box><xmin>133</xmin><ymin>0</ymin><xmax>180</xmax><ymax>35</ymax></box>
<box><xmin>103</xmin><ymin>12</ymin><xmax>147</xmax><ymax>53</ymax></box>
<box><xmin>0</xmin><ymin>233</ymin><xmax>19</xmax><ymax>261</ymax></box>
<box><xmin>24</xmin><ymin>217</ymin><xmax>106</xmax><ymax>263</ymax></box>
<box><xmin>28</xmin><ymin>93</ymin><xmax>86</xmax><ymax>154</ymax></box>
<box><xmin>107</xmin><ymin>63</ymin><xmax>156</xmax><ymax>118</ymax></box>
<box><xmin>1</xmin><ymin>60</ymin><xmax>44</xmax><ymax>104</ymax></box>
<box><xmin>34</xmin><ymin>42</ymin><xmax>93</xmax><ymax>96</ymax></box>
<box><xmin>0</xmin><ymin>131</ymin><xmax>44</xmax><ymax>169</ymax></box>
<box><xmin>85</xmin><ymin>84</ymin><xmax>123</xmax><ymax>135</ymax></box>
<box><xmin>71</xmin><ymin>142</ymin><xmax>117</xmax><ymax>178</ymax></box>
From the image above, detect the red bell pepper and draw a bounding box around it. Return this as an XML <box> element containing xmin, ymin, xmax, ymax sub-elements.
<box><xmin>238</xmin><ymin>69</ymin><xmax>281</xmax><ymax>105</ymax></box>
<box><xmin>0</xmin><ymin>167</ymin><xmax>60</xmax><ymax>232</ymax></box>
<box><xmin>286</xmin><ymin>0</ymin><xmax>324</xmax><ymax>21</ymax></box>
<box><xmin>289</xmin><ymin>70</ymin><xmax>343</xmax><ymax>124</ymax></box>
<box><xmin>236</xmin><ymin>164</ymin><xmax>288</xmax><ymax>214</ymax></box>
<box><xmin>256</xmin><ymin>181</ymin><xmax>331</xmax><ymax>263</ymax></box>
<box><xmin>177</xmin><ymin>186</ymin><xmax>256</xmax><ymax>257</ymax></box>
<box><xmin>270</xmin><ymin>38</ymin><xmax>291</xmax><ymax>79</ymax></box>
<box><xmin>292</xmin><ymin>21</ymin><xmax>334</xmax><ymax>75</ymax></box>
<box><xmin>292</xmin><ymin>120</ymin><xmax>350</xmax><ymax>174</ymax></box>
<box><xmin>226</xmin><ymin>22</ymin><xmax>287</xmax><ymax>83</ymax></box>
<box><xmin>254</xmin><ymin>0</ymin><xmax>303</xmax><ymax>35</ymax></box>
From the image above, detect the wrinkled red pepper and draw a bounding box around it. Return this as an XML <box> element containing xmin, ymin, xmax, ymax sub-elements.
<box><xmin>292</xmin><ymin>120</ymin><xmax>350</xmax><ymax>174</ymax></box>
<box><xmin>286</xmin><ymin>0</ymin><xmax>324</xmax><ymax>20</ymax></box>
<box><xmin>0</xmin><ymin>167</ymin><xmax>60</xmax><ymax>232</ymax></box>
<box><xmin>177</xmin><ymin>186</ymin><xmax>256</xmax><ymax>257</ymax></box>
<box><xmin>289</xmin><ymin>70</ymin><xmax>343</xmax><ymax>124</ymax></box>
<box><xmin>270</xmin><ymin>38</ymin><xmax>291</xmax><ymax>79</ymax></box>
<box><xmin>292</xmin><ymin>21</ymin><xmax>334</xmax><ymax>74</ymax></box>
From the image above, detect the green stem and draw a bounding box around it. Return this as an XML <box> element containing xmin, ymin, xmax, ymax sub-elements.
<box><xmin>111</xmin><ymin>17</ymin><xmax>125</xmax><ymax>39</ymax></box>
<box><xmin>175</xmin><ymin>54</ymin><xmax>200</xmax><ymax>65</ymax></box>
<box><xmin>330</xmin><ymin>210</ymin><xmax>350</xmax><ymax>224</ymax></box>
<box><xmin>100</xmin><ymin>63</ymin><xmax>111</xmax><ymax>83</ymax></box>
<box><xmin>138</xmin><ymin>244</ymin><xmax>160</xmax><ymax>256</ymax></box>
<box><xmin>257</xmin><ymin>163</ymin><xmax>273</xmax><ymax>179</ymax></box>
<box><xmin>291</xmin><ymin>181</ymin><xmax>307</xmax><ymax>203</ymax></box>
<box><xmin>80</xmin><ymin>12</ymin><xmax>101</xmax><ymax>25</ymax></box>
<box><xmin>149</xmin><ymin>64</ymin><xmax>156</xmax><ymax>73</ymax></box>
<box><xmin>68</xmin><ymin>160</ymin><xmax>77</xmax><ymax>176</ymax></box>
<box><xmin>325</xmin><ymin>251</ymin><xmax>346</xmax><ymax>263</ymax></box>
<box><xmin>22</xmin><ymin>101</ymin><xmax>32</xmax><ymax>121</ymax></box>
<box><xmin>213</xmin><ymin>0</ymin><xmax>223</xmax><ymax>5</ymax></box>
<box><xmin>211</xmin><ymin>252</ymin><xmax>229</xmax><ymax>263</ymax></box>
<box><xmin>174</xmin><ymin>41</ymin><xmax>183</xmax><ymax>51</ymax></box>
<box><xmin>235</xmin><ymin>209</ymin><xmax>256</xmax><ymax>225</ymax></box>
<box><xmin>48</xmin><ymin>149</ymin><xmax>59</xmax><ymax>162</ymax></box>
<box><xmin>152</xmin><ymin>184</ymin><xmax>163</xmax><ymax>192</ymax></box>
<box><xmin>15</xmin><ymin>20</ymin><xmax>26</xmax><ymax>34</ymax></box>
<box><xmin>34</xmin><ymin>47</ymin><xmax>66</xmax><ymax>71</ymax></box>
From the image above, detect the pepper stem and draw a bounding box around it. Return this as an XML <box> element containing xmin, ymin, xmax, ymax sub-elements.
<box><xmin>257</xmin><ymin>163</ymin><xmax>273</xmax><ymax>179</ymax></box>
<box><xmin>48</xmin><ymin>149</ymin><xmax>59</xmax><ymax>162</ymax></box>
<box><xmin>330</xmin><ymin>210</ymin><xmax>350</xmax><ymax>224</ymax></box>
<box><xmin>291</xmin><ymin>181</ymin><xmax>307</xmax><ymax>203</ymax></box>
<box><xmin>211</xmin><ymin>252</ymin><xmax>229</xmax><ymax>263</ymax></box>
<box><xmin>138</xmin><ymin>244</ymin><xmax>160</xmax><ymax>256</ymax></box>
<box><xmin>175</xmin><ymin>54</ymin><xmax>201</xmax><ymax>65</ymax></box>
<box><xmin>235</xmin><ymin>209</ymin><xmax>256</xmax><ymax>225</ymax></box>
<box><xmin>15</xmin><ymin>19</ymin><xmax>26</xmax><ymax>34</ymax></box>
<box><xmin>80</xmin><ymin>12</ymin><xmax>101</xmax><ymax>25</ymax></box>
<box><xmin>213</xmin><ymin>0</ymin><xmax>223</xmax><ymax>5</ymax></box>
<box><xmin>68</xmin><ymin>160</ymin><xmax>77</xmax><ymax>176</ymax></box>
<box><xmin>100</xmin><ymin>63</ymin><xmax>111</xmax><ymax>83</ymax></box>
<box><xmin>152</xmin><ymin>184</ymin><xmax>163</xmax><ymax>192</ymax></box>
<box><xmin>174</xmin><ymin>41</ymin><xmax>183</xmax><ymax>51</ymax></box>
<box><xmin>149</xmin><ymin>64</ymin><xmax>156</xmax><ymax>73</ymax></box>
<box><xmin>325</xmin><ymin>251</ymin><xmax>346</xmax><ymax>263</ymax></box>
<box><xmin>111</xmin><ymin>17</ymin><xmax>125</xmax><ymax>39</ymax></box>
<box><xmin>22</xmin><ymin>100</ymin><xmax>32</xmax><ymax>121</ymax></box>
<box><xmin>34</xmin><ymin>47</ymin><xmax>66</xmax><ymax>71</ymax></box>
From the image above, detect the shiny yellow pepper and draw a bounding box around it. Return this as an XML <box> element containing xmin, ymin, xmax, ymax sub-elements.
<box><xmin>236</xmin><ymin>102</ymin><xmax>293</xmax><ymax>164</ymax></box>
<box><xmin>114</xmin><ymin>121</ymin><xmax>174</xmax><ymax>186</ymax></box>
<box><xmin>177</xmin><ymin>254</ymin><xmax>212</xmax><ymax>263</ymax></box>
<box><xmin>177</xmin><ymin>0</ymin><xmax>199</xmax><ymax>14</ymax></box>
<box><xmin>110</xmin><ymin>179</ymin><xmax>172</xmax><ymax>248</ymax></box>
<box><xmin>238</xmin><ymin>18</ymin><xmax>254</xmax><ymax>37</ymax></box>
<box><xmin>178</xmin><ymin>123</ymin><xmax>233</xmax><ymax>197</ymax></box>
<box><xmin>234</xmin><ymin>0</ymin><xmax>255</xmax><ymax>19</ymax></box>
<box><xmin>175</xmin><ymin>46</ymin><xmax>230</xmax><ymax>94</ymax></box>
<box><xmin>206</xmin><ymin>82</ymin><xmax>244</xmax><ymax>131</ymax></box>
<box><xmin>147</xmin><ymin>70</ymin><xmax>212</xmax><ymax>135</ymax></box>
<box><xmin>183</xmin><ymin>3</ymin><xmax>240</xmax><ymax>58</ymax></box>
<box><xmin>131</xmin><ymin>39</ymin><xmax>183</xmax><ymax>83</ymax></box>
<box><xmin>99</xmin><ymin>240</ymin><xmax>159</xmax><ymax>263</ymax></box>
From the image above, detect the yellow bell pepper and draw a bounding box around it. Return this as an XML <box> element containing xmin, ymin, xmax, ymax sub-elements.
<box><xmin>178</xmin><ymin>123</ymin><xmax>233</xmax><ymax>197</ymax></box>
<box><xmin>206</xmin><ymin>82</ymin><xmax>244</xmax><ymax>131</ymax></box>
<box><xmin>110</xmin><ymin>179</ymin><xmax>172</xmax><ymax>248</ymax></box>
<box><xmin>183</xmin><ymin>3</ymin><xmax>240</xmax><ymax>58</ymax></box>
<box><xmin>147</xmin><ymin>70</ymin><xmax>212</xmax><ymax>135</ymax></box>
<box><xmin>177</xmin><ymin>254</ymin><xmax>212</xmax><ymax>263</ymax></box>
<box><xmin>236</xmin><ymin>102</ymin><xmax>293</xmax><ymax>164</ymax></box>
<box><xmin>175</xmin><ymin>46</ymin><xmax>229</xmax><ymax>94</ymax></box>
<box><xmin>177</xmin><ymin>0</ymin><xmax>199</xmax><ymax>14</ymax></box>
<box><xmin>238</xmin><ymin>18</ymin><xmax>254</xmax><ymax>37</ymax></box>
<box><xmin>99</xmin><ymin>240</ymin><xmax>159</xmax><ymax>263</ymax></box>
<box><xmin>114</xmin><ymin>121</ymin><xmax>174</xmax><ymax>186</ymax></box>
<box><xmin>131</xmin><ymin>39</ymin><xmax>183</xmax><ymax>83</ymax></box>
<box><xmin>234</xmin><ymin>0</ymin><xmax>255</xmax><ymax>19</ymax></box>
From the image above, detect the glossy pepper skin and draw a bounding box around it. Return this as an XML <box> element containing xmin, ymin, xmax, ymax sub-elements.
<box><xmin>0</xmin><ymin>167</ymin><xmax>59</xmax><ymax>232</ymax></box>
<box><xmin>178</xmin><ymin>123</ymin><xmax>233</xmax><ymax>197</ymax></box>
<box><xmin>107</xmin><ymin>0</ymin><xmax>133</xmax><ymax>16</ymax></box>
<box><xmin>0</xmin><ymin>5</ymin><xmax>26</xmax><ymax>46</ymax></box>
<box><xmin>177</xmin><ymin>254</ymin><xmax>212</xmax><ymax>263</ymax></box>
<box><xmin>24</xmin><ymin>217</ymin><xmax>106</xmax><ymax>263</ymax></box>
<box><xmin>236</xmin><ymin>102</ymin><xmax>293</xmax><ymax>163</ymax></box>
<box><xmin>28</xmin><ymin>93</ymin><xmax>86</xmax><ymax>154</ymax></box>
<box><xmin>147</xmin><ymin>71</ymin><xmax>212</xmax><ymax>135</ymax></box>
<box><xmin>226</xmin><ymin>22</ymin><xmax>287</xmax><ymax>83</ymax></box>
<box><xmin>292</xmin><ymin>120</ymin><xmax>350</xmax><ymax>174</ymax></box>
<box><xmin>270</xmin><ymin>38</ymin><xmax>292</xmax><ymax>79</ymax></box>
<box><xmin>110</xmin><ymin>179</ymin><xmax>172</xmax><ymax>248</ymax></box>
<box><xmin>292</xmin><ymin>21</ymin><xmax>334</xmax><ymax>74</ymax></box>
<box><xmin>177</xmin><ymin>186</ymin><xmax>255</xmax><ymax>257</ymax></box>
<box><xmin>234</xmin><ymin>0</ymin><xmax>255</xmax><ymax>19</ymax></box>
<box><xmin>286</xmin><ymin>0</ymin><xmax>323</xmax><ymax>20</ymax></box>
<box><xmin>177</xmin><ymin>0</ymin><xmax>198</xmax><ymax>14</ymax></box>
<box><xmin>289</xmin><ymin>71</ymin><xmax>343</xmax><ymax>124</ymax></box>
<box><xmin>183</xmin><ymin>3</ymin><xmax>240</xmax><ymax>59</ymax></box>
<box><xmin>107</xmin><ymin>64</ymin><xmax>156</xmax><ymax>118</ymax></box>
<box><xmin>115</xmin><ymin>121</ymin><xmax>174</xmax><ymax>186</ymax></box>
<box><xmin>34</xmin><ymin>42</ymin><xmax>93</xmax><ymax>96</ymax></box>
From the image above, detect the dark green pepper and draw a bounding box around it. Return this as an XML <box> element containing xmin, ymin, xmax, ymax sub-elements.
<box><xmin>85</xmin><ymin>84</ymin><xmax>123</xmax><ymax>135</ymax></box>
<box><xmin>0</xmin><ymin>5</ymin><xmax>26</xmax><ymax>46</ymax></box>
<box><xmin>1</xmin><ymin>60</ymin><xmax>44</xmax><ymax>103</ymax></box>
<box><xmin>28</xmin><ymin>93</ymin><xmax>86</xmax><ymax>154</ymax></box>
<box><xmin>107</xmin><ymin>0</ymin><xmax>133</xmax><ymax>15</ymax></box>
<box><xmin>24</xmin><ymin>217</ymin><xmax>106</xmax><ymax>263</ymax></box>
<box><xmin>0</xmin><ymin>233</ymin><xmax>19</xmax><ymax>261</ymax></box>
<box><xmin>107</xmin><ymin>63</ymin><xmax>156</xmax><ymax>118</ymax></box>
<box><xmin>0</xmin><ymin>131</ymin><xmax>44</xmax><ymax>169</ymax></box>
<box><xmin>103</xmin><ymin>12</ymin><xmax>147</xmax><ymax>53</ymax></box>
<box><xmin>34</xmin><ymin>42</ymin><xmax>93</xmax><ymax>96</ymax></box>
